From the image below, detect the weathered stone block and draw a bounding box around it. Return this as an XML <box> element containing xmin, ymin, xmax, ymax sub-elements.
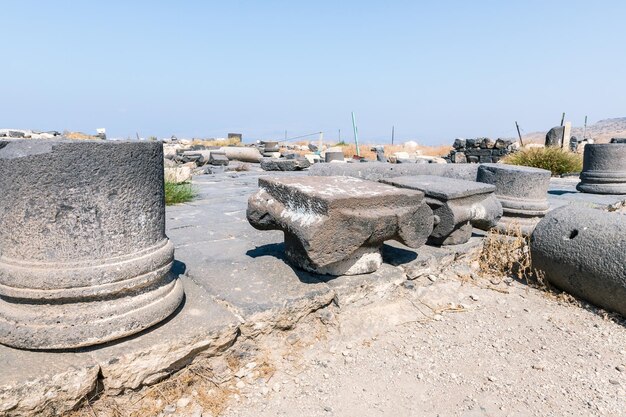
<box><xmin>453</xmin><ymin>152</ymin><xmax>467</xmax><ymax>164</ymax></box>
<box><xmin>576</xmin><ymin>144</ymin><xmax>626</xmax><ymax>195</ymax></box>
<box><xmin>477</xmin><ymin>163</ymin><xmax>551</xmax><ymax>235</ymax></box>
<box><xmin>0</xmin><ymin>140</ymin><xmax>184</xmax><ymax>350</ymax></box>
<box><xmin>209</xmin><ymin>151</ymin><xmax>229</xmax><ymax>166</ymax></box>
<box><xmin>453</xmin><ymin>138</ymin><xmax>466</xmax><ymax>149</ymax></box>
<box><xmin>260</xmin><ymin>157</ymin><xmax>311</xmax><ymax>171</ymax></box>
<box><xmin>531</xmin><ymin>206</ymin><xmax>626</xmax><ymax>316</ymax></box>
<box><xmin>381</xmin><ymin>175</ymin><xmax>502</xmax><ymax>245</ymax></box>
<box><xmin>247</xmin><ymin>176</ymin><xmax>433</xmax><ymax>275</ymax></box>
<box><xmin>545</xmin><ymin>126</ymin><xmax>564</xmax><ymax>147</ymax></box>
<box><xmin>325</xmin><ymin>151</ymin><xmax>344</xmax><ymax>163</ymax></box>
<box><xmin>610</xmin><ymin>137</ymin><xmax>626</xmax><ymax>144</ymax></box>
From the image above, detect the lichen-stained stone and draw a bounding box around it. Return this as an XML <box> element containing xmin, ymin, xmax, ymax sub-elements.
<box><xmin>477</xmin><ymin>163</ymin><xmax>551</xmax><ymax>235</ymax></box>
<box><xmin>247</xmin><ymin>176</ymin><xmax>434</xmax><ymax>275</ymax></box>
<box><xmin>531</xmin><ymin>205</ymin><xmax>626</xmax><ymax>316</ymax></box>
<box><xmin>0</xmin><ymin>139</ymin><xmax>184</xmax><ymax>350</ymax></box>
<box><xmin>576</xmin><ymin>143</ymin><xmax>626</xmax><ymax>195</ymax></box>
<box><xmin>381</xmin><ymin>175</ymin><xmax>502</xmax><ymax>245</ymax></box>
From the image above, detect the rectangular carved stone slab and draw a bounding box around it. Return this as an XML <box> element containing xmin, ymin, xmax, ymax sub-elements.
<box><xmin>247</xmin><ymin>176</ymin><xmax>434</xmax><ymax>275</ymax></box>
<box><xmin>381</xmin><ymin>175</ymin><xmax>502</xmax><ymax>245</ymax></box>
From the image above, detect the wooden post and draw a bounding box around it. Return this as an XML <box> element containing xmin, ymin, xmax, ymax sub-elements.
<box><xmin>515</xmin><ymin>121</ymin><xmax>524</xmax><ymax>146</ymax></box>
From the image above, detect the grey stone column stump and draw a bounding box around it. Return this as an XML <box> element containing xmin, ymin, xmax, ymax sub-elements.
<box><xmin>477</xmin><ymin>164</ymin><xmax>551</xmax><ymax>235</ymax></box>
<box><xmin>576</xmin><ymin>144</ymin><xmax>626</xmax><ymax>194</ymax></box>
<box><xmin>381</xmin><ymin>175</ymin><xmax>502</xmax><ymax>245</ymax></box>
<box><xmin>247</xmin><ymin>176</ymin><xmax>434</xmax><ymax>275</ymax></box>
<box><xmin>0</xmin><ymin>140</ymin><xmax>184</xmax><ymax>350</ymax></box>
<box><xmin>531</xmin><ymin>205</ymin><xmax>626</xmax><ymax>317</ymax></box>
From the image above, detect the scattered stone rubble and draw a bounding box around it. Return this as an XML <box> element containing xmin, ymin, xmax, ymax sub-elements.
<box><xmin>247</xmin><ymin>176</ymin><xmax>433</xmax><ymax>275</ymax></box>
<box><xmin>577</xmin><ymin>143</ymin><xmax>626</xmax><ymax>194</ymax></box>
<box><xmin>445</xmin><ymin>137</ymin><xmax>517</xmax><ymax>164</ymax></box>
<box><xmin>381</xmin><ymin>175</ymin><xmax>502</xmax><ymax>245</ymax></box>
<box><xmin>0</xmin><ymin>140</ymin><xmax>184</xmax><ymax>349</ymax></box>
<box><xmin>0</xmin><ymin>134</ymin><xmax>625</xmax><ymax>417</ymax></box>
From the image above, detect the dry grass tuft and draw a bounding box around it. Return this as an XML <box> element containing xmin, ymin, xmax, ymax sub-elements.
<box><xmin>502</xmin><ymin>147</ymin><xmax>583</xmax><ymax>175</ymax></box>
<box><xmin>191</xmin><ymin>137</ymin><xmax>242</xmax><ymax>147</ymax></box>
<box><xmin>478</xmin><ymin>223</ymin><xmax>532</xmax><ymax>282</ymax></box>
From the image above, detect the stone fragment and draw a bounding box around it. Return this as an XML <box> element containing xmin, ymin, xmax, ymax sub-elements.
<box><xmin>247</xmin><ymin>176</ymin><xmax>433</xmax><ymax>275</ymax></box>
<box><xmin>479</xmin><ymin>138</ymin><xmax>495</xmax><ymax>149</ymax></box>
<box><xmin>372</xmin><ymin>145</ymin><xmax>386</xmax><ymax>162</ymax></box>
<box><xmin>165</xmin><ymin>166</ymin><xmax>193</xmax><ymax>183</ymax></box>
<box><xmin>576</xmin><ymin>143</ymin><xmax>626</xmax><ymax>195</ymax></box>
<box><xmin>452</xmin><ymin>152</ymin><xmax>467</xmax><ymax>164</ymax></box>
<box><xmin>453</xmin><ymin>138</ymin><xmax>466</xmax><ymax>149</ymax></box>
<box><xmin>477</xmin><ymin>163</ymin><xmax>551</xmax><ymax>235</ymax></box>
<box><xmin>209</xmin><ymin>151</ymin><xmax>229</xmax><ymax>166</ymax></box>
<box><xmin>494</xmin><ymin>138</ymin><xmax>512</xmax><ymax>149</ymax></box>
<box><xmin>531</xmin><ymin>205</ymin><xmax>626</xmax><ymax>316</ymax></box>
<box><xmin>0</xmin><ymin>140</ymin><xmax>184</xmax><ymax>349</ymax></box>
<box><xmin>545</xmin><ymin>126</ymin><xmax>565</xmax><ymax>147</ymax></box>
<box><xmin>325</xmin><ymin>151</ymin><xmax>345</xmax><ymax>163</ymax></box>
<box><xmin>220</xmin><ymin>146</ymin><xmax>262</xmax><ymax>163</ymax></box>
<box><xmin>382</xmin><ymin>175</ymin><xmax>501</xmax><ymax>245</ymax></box>
<box><xmin>260</xmin><ymin>157</ymin><xmax>311</xmax><ymax>171</ymax></box>
<box><xmin>610</xmin><ymin>138</ymin><xmax>626</xmax><ymax>144</ymax></box>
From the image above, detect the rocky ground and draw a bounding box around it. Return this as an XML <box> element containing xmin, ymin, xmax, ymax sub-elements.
<box><xmin>72</xmin><ymin>261</ymin><xmax>625</xmax><ymax>417</ymax></box>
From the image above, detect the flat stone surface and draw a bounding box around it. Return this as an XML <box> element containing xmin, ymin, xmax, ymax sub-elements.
<box><xmin>309</xmin><ymin>162</ymin><xmax>479</xmax><ymax>182</ymax></box>
<box><xmin>547</xmin><ymin>177</ymin><xmax>626</xmax><ymax>210</ymax></box>
<box><xmin>382</xmin><ymin>175</ymin><xmax>496</xmax><ymax>200</ymax></box>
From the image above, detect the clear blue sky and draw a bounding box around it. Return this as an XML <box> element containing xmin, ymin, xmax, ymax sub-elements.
<box><xmin>2</xmin><ymin>1</ymin><xmax>625</xmax><ymax>144</ymax></box>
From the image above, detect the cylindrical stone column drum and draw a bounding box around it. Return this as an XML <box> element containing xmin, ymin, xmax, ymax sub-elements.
<box><xmin>530</xmin><ymin>206</ymin><xmax>626</xmax><ymax>316</ymax></box>
<box><xmin>477</xmin><ymin>164</ymin><xmax>551</xmax><ymax>235</ymax></box>
<box><xmin>576</xmin><ymin>144</ymin><xmax>626</xmax><ymax>194</ymax></box>
<box><xmin>0</xmin><ymin>140</ymin><xmax>184</xmax><ymax>350</ymax></box>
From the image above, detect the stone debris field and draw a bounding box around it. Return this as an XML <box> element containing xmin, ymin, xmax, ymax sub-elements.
<box><xmin>0</xmin><ymin>138</ymin><xmax>624</xmax><ymax>417</ymax></box>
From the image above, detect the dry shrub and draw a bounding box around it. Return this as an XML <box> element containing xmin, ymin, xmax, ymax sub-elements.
<box><xmin>191</xmin><ymin>137</ymin><xmax>241</xmax><ymax>147</ymax></box>
<box><xmin>502</xmin><ymin>147</ymin><xmax>583</xmax><ymax>175</ymax></box>
<box><xmin>478</xmin><ymin>223</ymin><xmax>532</xmax><ymax>282</ymax></box>
<box><xmin>477</xmin><ymin>225</ymin><xmax>583</xmax><ymax>305</ymax></box>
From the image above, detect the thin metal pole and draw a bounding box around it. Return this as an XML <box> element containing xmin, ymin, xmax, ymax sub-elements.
<box><xmin>583</xmin><ymin>115</ymin><xmax>587</xmax><ymax>139</ymax></box>
<box><xmin>351</xmin><ymin>112</ymin><xmax>360</xmax><ymax>156</ymax></box>
<box><xmin>391</xmin><ymin>126</ymin><xmax>395</xmax><ymax>145</ymax></box>
<box><xmin>338</xmin><ymin>129</ymin><xmax>341</xmax><ymax>143</ymax></box>
<box><xmin>560</xmin><ymin>112</ymin><xmax>565</xmax><ymax>127</ymax></box>
<box><xmin>515</xmin><ymin>121</ymin><xmax>524</xmax><ymax>146</ymax></box>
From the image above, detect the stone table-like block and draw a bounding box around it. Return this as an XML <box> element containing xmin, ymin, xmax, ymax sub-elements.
<box><xmin>576</xmin><ymin>143</ymin><xmax>626</xmax><ymax>194</ymax></box>
<box><xmin>247</xmin><ymin>176</ymin><xmax>434</xmax><ymax>275</ymax></box>
<box><xmin>260</xmin><ymin>157</ymin><xmax>311</xmax><ymax>171</ymax></box>
<box><xmin>477</xmin><ymin>163</ymin><xmax>551</xmax><ymax>235</ymax></box>
<box><xmin>381</xmin><ymin>175</ymin><xmax>502</xmax><ymax>245</ymax></box>
<box><xmin>531</xmin><ymin>205</ymin><xmax>626</xmax><ymax>316</ymax></box>
<box><xmin>0</xmin><ymin>139</ymin><xmax>184</xmax><ymax>350</ymax></box>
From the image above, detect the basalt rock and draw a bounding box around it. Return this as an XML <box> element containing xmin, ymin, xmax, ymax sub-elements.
<box><xmin>0</xmin><ymin>139</ymin><xmax>184</xmax><ymax>350</ymax></box>
<box><xmin>381</xmin><ymin>175</ymin><xmax>502</xmax><ymax>245</ymax></box>
<box><xmin>247</xmin><ymin>176</ymin><xmax>434</xmax><ymax>275</ymax></box>
<box><xmin>477</xmin><ymin>163</ymin><xmax>551</xmax><ymax>235</ymax></box>
<box><xmin>576</xmin><ymin>143</ymin><xmax>626</xmax><ymax>195</ymax></box>
<box><xmin>531</xmin><ymin>206</ymin><xmax>626</xmax><ymax>316</ymax></box>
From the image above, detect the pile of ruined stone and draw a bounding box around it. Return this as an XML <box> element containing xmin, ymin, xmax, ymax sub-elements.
<box><xmin>444</xmin><ymin>137</ymin><xmax>518</xmax><ymax>164</ymax></box>
<box><xmin>163</xmin><ymin>139</ymin><xmax>267</xmax><ymax>183</ymax></box>
<box><xmin>0</xmin><ymin>129</ymin><xmax>63</xmax><ymax>139</ymax></box>
<box><xmin>250</xmin><ymin>147</ymin><xmax>626</xmax><ymax>316</ymax></box>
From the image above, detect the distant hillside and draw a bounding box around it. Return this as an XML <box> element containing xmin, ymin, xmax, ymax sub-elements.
<box><xmin>522</xmin><ymin>117</ymin><xmax>626</xmax><ymax>144</ymax></box>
